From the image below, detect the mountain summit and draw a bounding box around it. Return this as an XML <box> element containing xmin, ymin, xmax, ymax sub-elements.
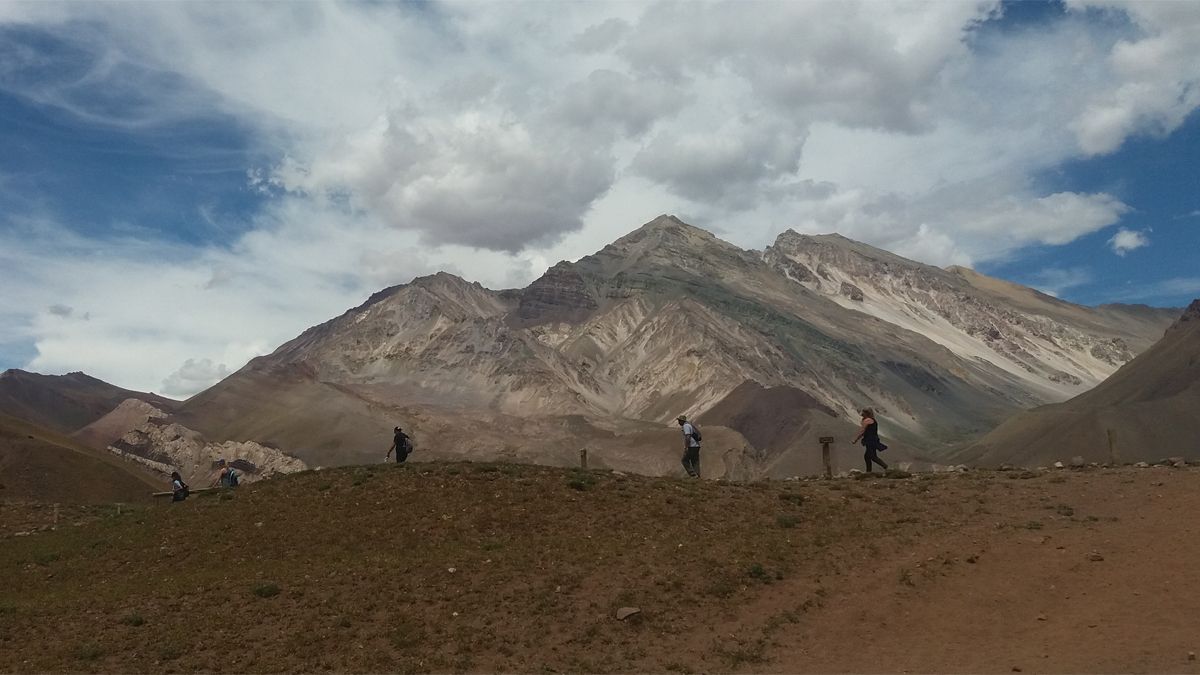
<box><xmin>158</xmin><ymin>215</ymin><xmax>1177</xmax><ymax>475</ymax></box>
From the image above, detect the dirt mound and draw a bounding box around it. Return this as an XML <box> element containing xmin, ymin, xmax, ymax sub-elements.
<box><xmin>5</xmin><ymin>463</ymin><xmax>1200</xmax><ymax>672</ymax></box>
<box><xmin>0</xmin><ymin>413</ymin><xmax>159</xmax><ymax>504</ymax></box>
<box><xmin>701</xmin><ymin>380</ymin><xmax>837</xmax><ymax>450</ymax></box>
<box><xmin>965</xmin><ymin>300</ymin><xmax>1200</xmax><ymax>466</ymax></box>
<box><xmin>702</xmin><ymin>381</ymin><xmax>925</xmax><ymax>475</ymax></box>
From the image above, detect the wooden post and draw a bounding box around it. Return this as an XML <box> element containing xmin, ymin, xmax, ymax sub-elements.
<box><xmin>1107</xmin><ymin>428</ymin><xmax>1117</xmax><ymax>465</ymax></box>
<box><xmin>819</xmin><ymin>436</ymin><xmax>835</xmax><ymax>478</ymax></box>
<box><xmin>580</xmin><ymin>448</ymin><xmax>588</xmax><ymax>469</ymax></box>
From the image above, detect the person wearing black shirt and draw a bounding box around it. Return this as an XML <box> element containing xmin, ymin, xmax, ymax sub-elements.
<box><xmin>852</xmin><ymin>408</ymin><xmax>889</xmax><ymax>473</ymax></box>
<box><xmin>387</xmin><ymin>426</ymin><xmax>413</xmax><ymax>463</ymax></box>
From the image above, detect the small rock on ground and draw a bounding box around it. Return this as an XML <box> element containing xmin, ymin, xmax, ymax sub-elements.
<box><xmin>615</xmin><ymin>607</ymin><xmax>641</xmax><ymax>621</ymax></box>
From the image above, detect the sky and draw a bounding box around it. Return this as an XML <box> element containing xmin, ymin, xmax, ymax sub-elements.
<box><xmin>0</xmin><ymin>0</ymin><xmax>1198</xmax><ymax>397</ymax></box>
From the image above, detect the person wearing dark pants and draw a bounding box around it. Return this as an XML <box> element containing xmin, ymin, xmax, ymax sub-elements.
<box><xmin>677</xmin><ymin>415</ymin><xmax>701</xmax><ymax>478</ymax></box>
<box><xmin>853</xmin><ymin>408</ymin><xmax>889</xmax><ymax>472</ymax></box>
<box><xmin>387</xmin><ymin>426</ymin><xmax>412</xmax><ymax>463</ymax></box>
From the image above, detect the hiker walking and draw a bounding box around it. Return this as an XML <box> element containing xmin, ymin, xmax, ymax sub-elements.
<box><xmin>210</xmin><ymin>459</ymin><xmax>240</xmax><ymax>488</ymax></box>
<box><xmin>170</xmin><ymin>471</ymin><xmax>190</xmax><ymax>502</ymax></box>
<box><xmin>386</xmin><ymin>426</ymin><xmax>413</xmax><ymax>463</ymax></box>
<box><xmin>853</xmin><ymin>408</ymin><xmax>889</xmax><ymax>473</ymax></box>
<box><xmin>677</xmin><ymin>415</ymin><xmax>701</xmax><ymax>478</ymax></box>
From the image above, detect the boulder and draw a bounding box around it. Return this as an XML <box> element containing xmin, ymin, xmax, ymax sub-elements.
<box><xmin>1069</xmin><ymin>456</ymin><xmax>1086</xmax><ymax>468</ymax></box>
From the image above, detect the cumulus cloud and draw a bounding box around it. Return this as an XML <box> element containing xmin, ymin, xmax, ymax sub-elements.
<box><xmin>162</xmin><ymin>358</ymin><xmax>230</xmax><ymax>397</ymax></box>
<box><xmin>1066</xmin><ymin>1</ymin><xmax>1200</xmax><ymax>155</ymax></box>
<box><xmin>1</xmin><ymin>0</ymin><xmax>1198</xmax><ymax>394</ymax></box>
<box><xmin>1108</xmin><ymin>227</ymin><xmax>1150</xmax><ymax>256</ymax></box>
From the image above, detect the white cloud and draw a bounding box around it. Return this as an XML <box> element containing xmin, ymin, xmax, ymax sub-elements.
<box><xmin>1</xmin><ymin>0</ymin><xmax>1198</xmax><ymax>394</ymax></box>
<box><xmin>1028</xmin><ymin>267</ymin><xmax>1094</xmax><ymax>297</ymax></box>
<box><xmin>1108</xmin><ymin>227</ymin><xmax>1150</xmax><ymax>256</ymax></box>
<box><xmin>1066</xmin><ymin>1</ymin><xmax>1200</xmax><ymax>155</ymax></box>
<box><xmin>162</xmin><ymin>358</ymin><xmax>230</xmax><ymax>398</ymax></box>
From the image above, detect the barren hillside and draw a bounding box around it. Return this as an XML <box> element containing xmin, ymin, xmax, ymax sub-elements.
<box><xmin>0</xmin><ymin>413</ymin><xmax>159</xmax><ymax>504</ymax></box>
<box><xmin>0</xmin><ymin>369</ymin><xmax>176</xmax><ymax>435</ymax></box>
<box><xmin>964</xmin><ymin>299</ymin><xmax>1200</xmax><ymax>466</ymax></box>
<box><xmin>4</xmin><ymin>462</ymin><xmax>1200</xmax><ymax>673</ymax></box>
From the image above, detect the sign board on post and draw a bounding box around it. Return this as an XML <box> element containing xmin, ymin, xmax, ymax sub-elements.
<box><xmin>819</xmin><ymin>436</ymin><xmax>835</xmax><ymax>478</ymax></box>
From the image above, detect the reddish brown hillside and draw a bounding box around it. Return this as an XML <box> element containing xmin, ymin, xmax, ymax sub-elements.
<box><xmin>5</xmin><ymin>462</ymin><xmax>1200</xmax><ymax>673</ymax></box>
<box><xmin>0</xmin><ymin>369</ymin><xmax>176</xmax><ymax>435</ymax></box>
<box><xmin>701</xmin><ymin>381</ymin><xmax>924</xmax><ymax>475</ymax></box>
<box><xmin>0</xmin><ymin>413</ymin><xmax>159</xmax><ymax>504</ymax></box>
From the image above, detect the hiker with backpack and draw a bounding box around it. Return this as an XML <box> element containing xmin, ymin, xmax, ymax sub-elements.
<box><xmin>210</xmin><ymin>459</ymin><xmax>240</xmax><ymax>488</ymax></box>
<box><xmin>386</xmin><ymin>426</ymin><xmax>413</xmax><ymax>464</ymax></box>
<box><xmin>852</xmin><ymin>408</ymin><xmax>889</xmax><ymax>473</ymax></box>
<box><xmin>170</xmin><ymin>471</ymin><xmax>190</xmax><ymax>502</ymax></box>
<box><xmin>677</xmin><ymin>415</ymin><xmax>702</xmax><ymax>478</ymax></box>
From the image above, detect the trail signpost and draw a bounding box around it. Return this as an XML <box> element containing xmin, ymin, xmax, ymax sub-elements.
<box><xmin>819</xmin><ymin>436</ymin><xmax>835</xmax><ymax>478</ymax></box>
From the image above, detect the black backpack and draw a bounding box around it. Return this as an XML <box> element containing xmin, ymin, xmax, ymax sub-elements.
<box><xmin>691</xmin><ymin>425</ymin><xmax>702</xmax><ymax>443</ymax></box>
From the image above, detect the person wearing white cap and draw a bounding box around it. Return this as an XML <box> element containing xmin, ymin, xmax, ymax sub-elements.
<box><xmin>677</xmin><ymin>415</ymin><xmax>702</xmax><ymax>478</ymax></box>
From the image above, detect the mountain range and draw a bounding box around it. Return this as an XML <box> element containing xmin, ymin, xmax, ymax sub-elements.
<box><xmin>0</xmin><ymin>215</ymin><xmax>1185</xmax><ymax>482</ymax></box>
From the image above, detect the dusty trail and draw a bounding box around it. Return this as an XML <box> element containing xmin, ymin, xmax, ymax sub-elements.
<box><xmin>763</xmin><ymin>470</ymin><xmax>1200</xmax><ymax>673</ymax></box>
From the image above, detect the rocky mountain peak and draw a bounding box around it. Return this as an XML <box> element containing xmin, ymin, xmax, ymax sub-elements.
<box><xmin>1168</xmin><ymin>298</ymin><xmax>1200</xmax><ymax>332</ymax></box>
<box><xmin>606</xmin><ymin>214</ymin><xmax>721</xmax><ymax>253</ymax></box>
<box><xmin>590</xmin><ymin>214</ymin><xmax>756</xmax><ymax>278</ymax></box>
<box><xmin>358</xmin><ymin>271</ymin><xmax>481</xmax><ymax>309</ymax></box>
<box><xmin>772</xmin><ymin>229</ymin><xmax>853</xmax><ymax>247</ymax></box>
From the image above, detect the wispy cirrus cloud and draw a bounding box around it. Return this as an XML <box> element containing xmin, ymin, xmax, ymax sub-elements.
<box><xmin>1113</xmin><ymin>277</ymin><xmax>1200</xmax><ymax>303</ymax></box>
<box><xmin>1028</xmin><ymin>267</ymin><xmax>1095</xmax><ymax>298</ymax></box>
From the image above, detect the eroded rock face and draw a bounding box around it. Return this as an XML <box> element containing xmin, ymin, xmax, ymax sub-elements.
<box><xmin>839</xmin><ymin>282</ymin><xmax>865</xmax><ymax>302</ymax></box>
<box><xmin>107</xmin><ymin>405</ymin><xmax>306</xmax><ymax>485</ymax></box>
<box><xmin>764</xmin><ymin>229</ymin><xmax>1173</xmax><ymax>397</ymax></box>
<box><xmin>515</xmin><ymin>262</ymin><xmax>598</xmax><ymax>326</ymax></box>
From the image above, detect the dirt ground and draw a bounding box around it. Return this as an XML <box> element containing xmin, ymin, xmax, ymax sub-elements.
<box><xmin>2</xmin><ymin>462</ymin><xmax>1199</xmax><ymax>673</ymax></box>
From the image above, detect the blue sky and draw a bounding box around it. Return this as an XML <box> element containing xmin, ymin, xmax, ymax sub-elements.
<box><xmin>985</xmin><ymin>106</ymin><xmax>1200</xmax><ymax>306</ymax></box>
<box><xmin>1</xmin><ymin>0</ymin><xmax>1198</xmax><ymax>395</ymax></box>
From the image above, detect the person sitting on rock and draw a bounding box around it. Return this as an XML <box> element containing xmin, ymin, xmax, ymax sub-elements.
<box><xmin>852</xmin><ymin>408</ymin><xmax>889</xmax><ymax>473</ymax></box>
